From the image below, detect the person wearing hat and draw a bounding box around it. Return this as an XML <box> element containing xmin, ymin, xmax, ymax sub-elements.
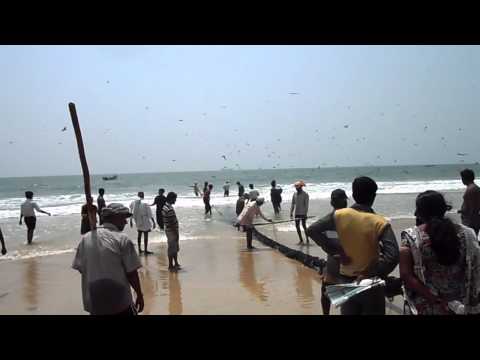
<box><xmin>72</xmin><ymin>203</ymin><xmax>144</xmax><ymax>315</ymax></box>
<box><xmin>238</xmin><ymin>197</ymin><xmax>272</xmax><ymax>250</ymax></box>
<box><xmin>290</xmin><ymin>180</ymin><xmax>310</xmax><ymax>245</ymax></box>
<box><xmin>316</xmin><ymin>189</ymin><xmax>348</xmax><ymax>315</ymax></box>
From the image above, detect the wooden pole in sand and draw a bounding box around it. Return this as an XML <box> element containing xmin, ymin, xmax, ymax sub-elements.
<box><xmin>68</xmin><ymin>102</ymin><xmax>97</xmax><ymax>231</ymax></box>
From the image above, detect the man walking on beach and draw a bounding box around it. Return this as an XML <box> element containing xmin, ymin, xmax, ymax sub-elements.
<box><xmin>307</xmin><ymin>177</ymin><xmax>399</xmax><ymax>315</ymax></box>
<box><xmin>151</xmin><ymin>188</ymin><xmax>167</xmax><ymax>231</ymax></box>
<box><xmin>81</xmin><ymin>197</ymin><xmax>98</xmax><ymax>235</ymax></box>
<box><xmin>130</xmin><ymin>192</ymin><xmax>156</xmax><ymax>254</ymax></box>
<box><xmin>237</xmin><ymin>181</ymin><xmax>245</xmax><ymax>197</ymax></box>
<box><xmin>270</xmin><ymin>180</ymin><xmax>283</xmax><ymax>215</ymax></box>
<box><xmin>97</xmin><ymin>188</ymin><xmax>106</xmax><ymax>225</ymax></box>
<box><xmin>238</xmin><ymin>197</ymin><xmax>272</xmax><ymax>250</ymax></box>
<box><xmin>223</xmin><ymin>181</ymin><xmax>230</xmax><ymax>197</ymax></box>
<box><xmin>248</xmin><ymin>184</ymin><xmax>260</xmax><ymax>201</ymax></box>
<box><xmin>162</xmin><ymin>192</ymin><xmax>181</xmax><ymax>272</ymax></box>
<box><xmin>19</xmin><ymin>191</ymin><xmax>51</xmax><ymax>245</ymax></box>
<box><xmin>203</xmin><ymin>184</ymin><xmax>213</xmax><ymax>217</ymax></box>
<box><xmin>0</xmin><ymin>226</ymin><xmax>6</xmax><ymax>255</ymax></box>
<box><xmin>290</xmin><ymin>181</ymin><xmax>310</xmax><ymax>245</ymax></box>
<box><xmin>459</xmin><ymin>169</ymin><xmax>480</xmax><ymax>235</ymax></box>
<box><xmin>72</xmin><ymin>203</ymin><xmax>144</xmax><ymax>315</ymax></box>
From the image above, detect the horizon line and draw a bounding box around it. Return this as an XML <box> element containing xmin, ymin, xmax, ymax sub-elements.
<box><xmin>0</xmin><ymin>162</ymin><xmax>477</xmax><ymax>179</ymax></box>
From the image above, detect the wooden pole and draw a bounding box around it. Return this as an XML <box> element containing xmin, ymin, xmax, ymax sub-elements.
<box><xmin>68</xmin><ymin>102</ymin><xmax>97</xmax><ymax>231</ymax></box>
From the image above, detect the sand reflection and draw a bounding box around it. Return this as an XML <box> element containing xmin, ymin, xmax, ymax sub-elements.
<box><xmin>239</xmin><ymin>251</ymin><xmax>268</xmax><ymax>302</ymax></box>
<box><xmin>139</xmin><ymin>255</ymin><xmax>158</xmax><ymax>315</ymax></box>
<box><xmin>168</xmin><ymin>272</ymin><xmax>183</xmax><ymax>315</ymax></box>
<box><xmin>155</xmin><ymin>247</ymin><xmax>183</xmax><ymax>315</ymax></box>
<box><xmin>23</xmin><ymin>259</ymin><xmax>38</xmax><ymax>310</ymax></box>
<box><xmin>294</xmin><ymin>265</ymin><xmax>315</xmax><ymax>309</ymax></box>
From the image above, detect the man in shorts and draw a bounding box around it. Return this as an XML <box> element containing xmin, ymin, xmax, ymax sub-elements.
<box><xmin>162</xmin><ymin>192</ymin><xmax>181</xmax><ymax>271</ymax></box>
<box><xmin>19</xmin><ymin>191</ymin><xmax>51</xmax><ymax>244</ymax></box>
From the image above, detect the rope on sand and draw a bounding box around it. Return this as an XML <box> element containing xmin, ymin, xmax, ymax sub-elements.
<box><xmin>252</xmin><ymin>228</ymin><xmax>326</xmax><ymax>273</ymax></box>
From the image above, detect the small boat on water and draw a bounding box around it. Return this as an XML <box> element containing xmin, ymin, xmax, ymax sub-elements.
<box><xmin>102</xmin><ymin>175</ymin><xmax>118</xmax><ymax>181</ymax></box>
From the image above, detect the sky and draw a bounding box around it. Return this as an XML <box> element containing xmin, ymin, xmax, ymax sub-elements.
<box><xmin>1</xmin><ymin>45</ymin><xmax>479</xmax><ymax>177</ymax></box>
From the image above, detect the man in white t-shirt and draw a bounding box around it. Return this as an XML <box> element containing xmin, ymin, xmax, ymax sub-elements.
<box><xmin>130</xmin><ymin>192</ymin><xmax>155</xmax><ymax>255</ymax></box>
<box><xmin>19</xmin><ymin>191</ymin><xmax>51</xmax><ymax>244</ymax></box>
<box><xmin>72</xmin><ymin>203</ymin><xmax>144</xmax><ymax>315</ymax></box>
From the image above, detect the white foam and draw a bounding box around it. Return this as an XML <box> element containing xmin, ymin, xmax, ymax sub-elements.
<box><xmin>0</xmin><ymin>179</ymin><xmax>465</xmax><ymax>219</ymax></box>
<box><xmin>0</xmin><ymin>248</ymin><xmax>75</xmax><ymax>262</ymax></box>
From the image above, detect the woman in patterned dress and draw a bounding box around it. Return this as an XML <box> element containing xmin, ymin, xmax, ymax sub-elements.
<box><xmin>400</xmin><ymin>190</ymin><xmax>480</xmax><ymax>315</ymax></box>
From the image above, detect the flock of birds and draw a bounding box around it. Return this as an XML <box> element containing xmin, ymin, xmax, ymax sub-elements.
<box><xmin>4</xmin><ymin>87</ymin><xmax>476</xmax><ymax>170</ymax></box>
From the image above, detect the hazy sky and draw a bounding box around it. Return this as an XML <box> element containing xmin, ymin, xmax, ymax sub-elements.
<box><xmin>1</xmin><ymin>45</ymin><xmax>479</xmax><ymax>177</ymax></box>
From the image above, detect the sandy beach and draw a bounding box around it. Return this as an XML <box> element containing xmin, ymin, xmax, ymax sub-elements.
<box><xmin>0</xmin><ymin>209</ymin><xmax>326</xmax><ymax>315</ymax></box>
<box><xmin>0</xmin><ymin>195</ymin><xmax>465</xmax><ymax>315</ymax></box>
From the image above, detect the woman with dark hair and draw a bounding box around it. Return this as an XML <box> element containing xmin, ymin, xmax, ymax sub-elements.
<box><xmin>400</xmin><ymin>190</ymin><xmax>480</xmax><ymax>315</ymax></box>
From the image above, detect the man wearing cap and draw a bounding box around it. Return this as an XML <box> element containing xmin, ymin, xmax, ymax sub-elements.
<box><xmin>72</xmin><ymin>203</ymin><xmax>144</xmax><ymax>315</ymax></box>
<box><xmin>130</xmin><ymin>192</ymin><xmax>156</xmax><ymax>254</ymax></box>
<box><xmin>237</xmin><ymin>197</ymin><xmax>272</xmax><ymax>250</ymax></box>
<box><xmin>290</xmin><ymin>180</ymin><xmax>310</xmax><ymax>245</ymax></box>
<box><xmin>306</xmin><ymin>177</ymin><xmax>399</xmax><ymax>315</ymax></box>
<box><xmin>316</xmin><ymin>189</ymin><xmax>348</xmax><ymax>315</ymax></box>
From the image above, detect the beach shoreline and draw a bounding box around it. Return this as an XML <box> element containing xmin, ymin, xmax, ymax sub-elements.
<box><xmin>0</xmin><ymin>193</ymin><xmax>466</xmax><ymax>315</ymax></box>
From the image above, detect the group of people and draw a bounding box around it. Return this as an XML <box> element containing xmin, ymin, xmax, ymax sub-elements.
<box><xmin>3</xmin><ymin>167</ymin><xmax>480</xmax><ymax>316</ymax></box>
<box><xmin>80</xmin><ymin>188</ymin><xmax>181</xmax><ymax>271</ymax></box>
<box><xmin>308</xmin><ymin>169</ymin><xmax>480</xmax><ymax>315</ymax></box>
<box><xmin>72</xmin><ymin>187</ymin><xmax>182</xmax><ymax>315</ymax></box>
<box><xmin>234</xmin><ymin>180</ymin><xmax>311</xmax><ymax>247</ymax></box>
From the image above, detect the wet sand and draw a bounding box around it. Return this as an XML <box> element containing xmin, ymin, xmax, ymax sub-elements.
<box><xmin>0</xmin><ymin>196</ymin><xmax>464</xmax><ymax>315</ymax></box>
<box><xmin>0</xmin><ymin>213</ymin><xmax>325</xmax><ymax>315</ymax></box>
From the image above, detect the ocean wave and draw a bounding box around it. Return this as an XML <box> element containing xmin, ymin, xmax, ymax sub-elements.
<box><xmin>0</xmin><ymin>248</ymin><xmax>75</xmax><ymax>262</ymax></box>
<box><xmin>0</xmin><ymin>179</ymin><xmax>464</xmax><ymax>219</ymax></box>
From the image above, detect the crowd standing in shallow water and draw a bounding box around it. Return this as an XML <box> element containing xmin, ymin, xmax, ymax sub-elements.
<box><xmin>2</xmin><ymin>168</ymin><xmax>480</xmax><ymax>315</ymax></box>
